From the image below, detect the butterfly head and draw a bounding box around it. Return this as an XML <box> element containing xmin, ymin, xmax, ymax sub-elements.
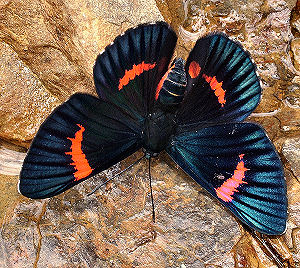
<box><xmin>142</xmin><ymin>148</ymin><xmax>159</xmax><ymax>159</ymax></box>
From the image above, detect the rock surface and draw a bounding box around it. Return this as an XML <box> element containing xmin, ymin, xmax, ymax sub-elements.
<box><xmin>0</xmin><ymin>0</ymin><xmax>299</xmax><ymax>267</ymax></box>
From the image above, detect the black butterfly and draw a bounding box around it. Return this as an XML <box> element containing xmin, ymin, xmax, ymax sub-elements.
<box><xmin>19</xmin><ymin>22</ymin><xmax>287</xmax><ymax>235</ymax></box>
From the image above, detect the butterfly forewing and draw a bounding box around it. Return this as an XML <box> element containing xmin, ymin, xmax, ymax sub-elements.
<box><xmin>19</xmin><ymin>93</ymin><xmax>143</xmax><ymax>199</ymax></box>
<box><xmin>93</xmin><ymin>22</ymin><xmax>177</xmax><ymax>118</ymax></box>
<box><xmin>176</xmin><ymin>33</ymin><xmax>261</xmax><ymax>126</ymax></box>
<box><xmin>167</xmin><ymin>122</ymin><xmax>287</xmax><ymax>235</ymax></box>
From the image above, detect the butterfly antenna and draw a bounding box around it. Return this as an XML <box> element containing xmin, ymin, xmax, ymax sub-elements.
<box><xmin>148</xmin><ymin>157</ymin><xmax>156</xmax><ymax>223</ymax></box>
<box><xmin>87</xmin><ymin>155</ymin><xmax>145</xmax><ymax>196</ymax></box>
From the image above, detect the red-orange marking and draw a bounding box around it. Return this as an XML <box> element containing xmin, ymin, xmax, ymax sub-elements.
<box><xmin>215</xmin><ymin>154</ymin><xmax>249</xmax><ymax>202</ymax></box>
<box><xmin>118</xmin><ymin>61</ymin><xmax>156</xmax><ymax>90</ymax></box>
<box><xmin>155</xmin><ymin>64</ymin><xmax>175</xmax><ymax>100</ymax></box>
<box><xmin>202</xmin><ymin>74</ymin><xmax>226</xmax><ymax>107</ymax></box>
<box><xmin>65</xmin><ymin>124</ymin><xmax>94</xmax><ymax>181</ymax></box>
<box><xmin>188</xmin><ymin>61</ymin><xmax>201</xmax><ymax>79</ymax></box>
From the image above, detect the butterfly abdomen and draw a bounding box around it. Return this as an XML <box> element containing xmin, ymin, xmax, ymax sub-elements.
<box><xmin>155</xmin><ymin>58</ymin><xmax>187</xmax><ymax>108</ymax></box>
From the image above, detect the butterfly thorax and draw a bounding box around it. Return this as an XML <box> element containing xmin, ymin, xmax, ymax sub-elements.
<box><xmin>143</xmin><ymin>109</ymin><xmax>176</xmax><ymax>156</ymax></box>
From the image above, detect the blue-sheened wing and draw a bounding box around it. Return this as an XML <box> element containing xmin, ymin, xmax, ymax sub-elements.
<box><xmin>166</xmin><ymin>122</ymin><xmax>287</xmax><ymax>235</ymax></box>
<box><xmin>176</xmin><ymin>33</ymin><xmax>261</xmax><ymax>126</ymax></box>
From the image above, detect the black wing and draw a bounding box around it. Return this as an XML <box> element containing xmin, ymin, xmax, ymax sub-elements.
<box><xmin>19</xmin><ymin>94</ymin><xmax>143</xmax><ymax>199</ymax></box>
<box><xmin>93</xmin><ymin>22</ymin><xmax>177</xmax><ymax>118</ymax></box>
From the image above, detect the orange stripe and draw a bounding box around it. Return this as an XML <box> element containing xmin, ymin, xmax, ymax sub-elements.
<box><xmin>65</xmin><ymin>124</ymin><xmax>94</xmax><ymax>181</ymax></box>
<box><xmin>202</xmin><ymin>74</ymin><xmax>226</xmax><ymax>107</ymax></box>
<box><xmin>215</xmin><ymin>154</ymin><xmax>249</xmax><ymax>202</ymax></box>
<box><xmin>155</xmin><ymin>64</ymin><xmax>175</xmax><ymax>100</ymax></box>
<box><xmin>118</xmin><ymin>61</ymin><xmax>156</xmax><ymax>90</ymax></box>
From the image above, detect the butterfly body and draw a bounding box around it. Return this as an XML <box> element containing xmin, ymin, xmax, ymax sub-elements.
<box><xmin>19</xmin><ymin>22</ymin><xmax>287</xmax><ymax>235</ymax></box>
<box><xmin>143</xmin><ymin>108</ymin><xmax>176</xmax><ymax>155</ymax></box>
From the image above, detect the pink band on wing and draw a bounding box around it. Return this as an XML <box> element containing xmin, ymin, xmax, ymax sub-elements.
<box><xmin>215</xmin><ymin>154</ymin><xmax>249</xmax><ymax>202</ymax></box>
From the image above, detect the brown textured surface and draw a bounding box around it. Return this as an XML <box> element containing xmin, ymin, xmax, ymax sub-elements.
<box><xmin>0</xmin><ymin>41</ymin><xmax>60</xmax><ymax>146</ymax></box>
<box><xmin>0</xmin><ymin>0</ymin><xmax>300</xmax><ymax>267</ymax></box>
<box><xmin>0</xmin><ymin>0</ymin><xmax>162</xmax><ymax>146</ymax></box>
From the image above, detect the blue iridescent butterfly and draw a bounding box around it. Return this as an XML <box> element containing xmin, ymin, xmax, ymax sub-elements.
<box><xmin>19</xmin><ymin>22</ymin><xmax>287</xmax><ymax>235</ymax></box>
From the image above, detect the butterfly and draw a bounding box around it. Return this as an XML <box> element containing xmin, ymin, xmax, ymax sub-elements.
<box><xmin>19</xmin><ymin>21</ymin><xmax>287</xmax><ymax>235</ymax></box>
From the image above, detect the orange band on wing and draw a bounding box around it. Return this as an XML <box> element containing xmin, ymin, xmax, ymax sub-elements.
<box><xmin>65</xmin><ymin>124</ymin><xmax>94</xmax><ymax>181</ymax></box>
<box><xmin>155</xmin><ymin>64</ymin><xmax>175</xmax><ymax>100</ymax></box>
<box><xmin>215</xmin><ymin>154</ymin><xmax>249</xmax><ymax>202</ymax></box>
<box><xmin>118</xmin><ymin>61</ymin><xmax>156</xmax><ymax>90</ymax></box>
<box><xmin>202</xmin><ymin>74</ymin><xmax>226</xmax><ymax>107</ymax></box>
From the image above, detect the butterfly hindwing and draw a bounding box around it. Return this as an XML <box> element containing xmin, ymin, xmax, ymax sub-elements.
<box><xmin>166</xmin><ymin>122</ymin><xmax>287</xmax><ymax>235</ymax></box>
<box><xmin>177</xmin><ymin>33</ymin><xmax>261</xmax><ymax>126</ymax></box>
<box><xmin>19</xmin><ymin>93</ymin><xmax>143</xmax><ymax>199</ymax></box>
<box><xmin>93</xmin><ymin>22</ymin><xmax>177</xmax><ymax>118</ymax></box>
